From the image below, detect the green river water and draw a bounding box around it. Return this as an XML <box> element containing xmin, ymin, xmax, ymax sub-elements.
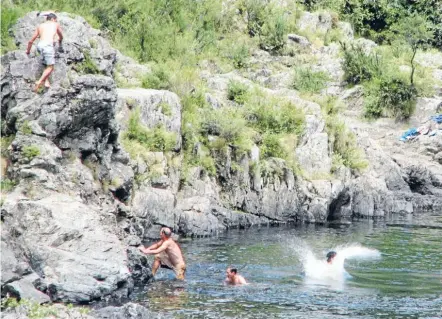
<box><xmin>135</xmin><ymin>212</ymin><xmax>442</xmax><ymax>318</ymax></box>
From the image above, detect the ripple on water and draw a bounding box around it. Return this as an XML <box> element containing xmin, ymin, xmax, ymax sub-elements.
<box><xmin>134</xmin><ymin>219</ymin><xmax>442</xmax><ymax>319</ymax></box>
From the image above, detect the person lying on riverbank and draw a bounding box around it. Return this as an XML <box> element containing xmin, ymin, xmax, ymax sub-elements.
<box><xmin>224</xmin><ymin>267</ymin><xmax>247</xmax><ymax>285</ymax></box>
<box><xmin>138</xmin><ymin>227</ymin><xmax>186</xmax><ymax>280</ymax></box>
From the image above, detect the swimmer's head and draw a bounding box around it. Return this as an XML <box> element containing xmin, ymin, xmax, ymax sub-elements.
<box><xmin>160</xmin><ymin>227</ymin><xmax>172</xmax><ymax>238</ymax></box>
<box><xmin>326</xmin><ymin>251</ymin><xmax>337</xmax><ymax>263</ymax></box>
<box><xmin>226</xmin><ymin>267</ymin><xmax>238</xmax><ymax>279</ymax></box>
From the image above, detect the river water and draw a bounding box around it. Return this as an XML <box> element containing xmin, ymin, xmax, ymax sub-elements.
<box><xmin>135</xmin><ymin>213</ymin><xmax>442</xmax><ymax>318</ymax></box>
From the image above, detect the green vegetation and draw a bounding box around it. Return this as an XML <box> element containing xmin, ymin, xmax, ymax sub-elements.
<box><xmin>21</xmin><ymin>145</ymin><xmax>40</xmax><ymax>161</ymax></box>
<box><xmin>20</xmin><ymin>121</ymin><xmax>33</xmax><ymax>135</ymax></box>
<box><xmin>364</xmin><ymin>76</ymin><xmax>417</xmax><ymax>119</ymax></box>
<box><xmin>180</xmin><ymin>86</ymin><xmax>305</xmax><ymax>182</ymax></box>
<box><xmin>0</xmin><ymin>6</ymin><xmax>23</xmax><ymax>54</ymax></box>
<box><xmin>391</xmin><ymin>14</ymin><xmax>434</xmax><ymax>86</ymax></box>
<box><xmin>301</xmin><ymin>0</ymin><xmax>442</xmax><ymax>49</ymax></box>
<box><xmin>231</xmin><ymin>43</ymin><xmax>249</xmax><ymax>69</ymax></box>
<box><xmin>341</xmin><ymin>43</ymin><xmax>382</xmax><ymax>85</ymax></box>
<box><xmin>1</xmin><ymin>178</ymin><xmax>16</xmax><ymax>192</ymax></box>
<box><xmin>1</xmin><ymin>135</ymin><xmax>14</xmax><ymax>157</ymax></box>
<box><xmin>2</xmin><ymin>0</ymin><xmax>440</xmax><ymax>180</ymax></box>
<box><xmin>76</xmin><ymin>51</ymin><xmax>100</xmax><ymax>74</ymax></box>
<box><xmin>341</xmin><ymin>40</ymin><xmax>432</xmax><ymax>119</ymax></box>
<box><xmin>141</xmin><ymin>64</ymin><xmax>171</xmax><ymax>90</ymax></box>
<box><xmin>227</xmin><ymin>80</ymin><xmax>249</xmax><ymax>105</ymax></box>
<box><xmin>292</xmin><ymin>67</ymin><xmax>330</xmax><ymax>93</ymax></box>
<box><xmin>1</xmin><ymin>297</ymin><xmax>89</xmax><ymax>319</ymax></box>
<box><xmin>316</xmin><ymin>96</ymin><xmax>367</xmax><ymax>171</ymax></box>
<box><xmin>122</xmin><ymin>108</ymin><xmax>177</xmax><ymax>154</ymax></box>
<box><xmin>239</xmin><ymin>0</ymin><xmax>292</xmax><ymax>53</ymax></box>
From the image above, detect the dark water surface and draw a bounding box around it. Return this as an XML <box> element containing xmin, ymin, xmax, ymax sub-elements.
<box><xmin>135</xmin><ymin>213</ymin><xmax>442</xmax><ymax>318</ymax></box>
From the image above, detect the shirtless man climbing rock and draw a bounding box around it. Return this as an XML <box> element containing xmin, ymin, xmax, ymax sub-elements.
<box><xmin>138</xmin><ymin>227</ymin><xmax>186</xmax><ymax>280</ymax></box>
<box><xmin>26</xmin><ymin>13</ymin><xmax>63</xmax><ymax>93</ymax></box>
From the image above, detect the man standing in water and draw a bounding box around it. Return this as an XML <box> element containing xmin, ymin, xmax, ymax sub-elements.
<box><xmin>225</xmin><ymin>267</ymin><xmax>247</xmax><ymax>285</ymax></box>
<box><xmin>26</xmin><ymin>13</ymin><xmax>63</xmax><ymax>92</ymax></box>
<box><xmin>138</xmin><ymin>227</ymin><xmax>186</xmax><ymax>280</ymax></box>
<box><xmin>326</xmin><ymin>251</ymin><xmax>337</xmax><ymax>264</ymax></box>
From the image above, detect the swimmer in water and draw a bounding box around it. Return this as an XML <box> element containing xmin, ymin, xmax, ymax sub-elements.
<box><xmin>224</xmin><ymin>267</ymin><xmax>247</xmax><ymax>285</ymax></box>
<box><xmin>326</xmin><ymin>251</ymin><xmax>337</xmax><ymax>264</ymax></box>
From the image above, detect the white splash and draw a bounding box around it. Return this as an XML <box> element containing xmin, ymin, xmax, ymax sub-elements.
<box><xmin>289</xmin><ymin>238</ymin><xmax>381</xmax><ymax>283</ymax></box>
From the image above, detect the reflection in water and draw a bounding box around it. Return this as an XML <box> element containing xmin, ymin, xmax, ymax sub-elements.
<box><xmin>134</xmin><ymin>216</ymin><xmax>442</xmax><ymax>319</ymax></box>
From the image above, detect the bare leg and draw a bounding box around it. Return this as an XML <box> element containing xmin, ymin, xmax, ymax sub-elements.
<box><xmin>44</xmin><ymin>79</ymin><xmax>51</xmax><ymax>88</ymax></box>
<box><xmin>34</xmin><ymin>65</ymin><xmax>54</xmax><ymax>93</ymax></box>
<box><xmin>151</xmin><ymin>257</ymin><xmax>161</xmax><ymax>276</ymax></box>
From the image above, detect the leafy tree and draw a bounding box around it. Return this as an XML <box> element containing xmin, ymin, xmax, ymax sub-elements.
<box><xmin>391</xmin><ymin>14</ymin><xmax>434</xmax><ymax>85</ymax></box>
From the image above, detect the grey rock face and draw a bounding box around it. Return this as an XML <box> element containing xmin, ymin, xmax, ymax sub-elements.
<box><xmin>3</xmin><ymin>274</ymin><xmax>51</xmax><ymax>304</ymax></box>
<box><xmin>287</xmin><ymin>34</ymin><xmax>311</xmax><ymax>50</ymax></box>
<box><xmin>297</xmin><ymin>12</ymin><xmax>333</xmax><ymax>34</ymax></box>
<box><xmin>1</xmin><ymin>11</ymin><xmax>152</xmax><ymax>304</ymax></box>
<box><xmin>2</xmin><ymin>195</ymin><xmax>132</xmax><ymax>303</ymax></box>
<box><xmin>92</xmin><ymin>303</ymin><xmax>154</xmax><ymax>319</ymax></box>
<box><xmin>116</xmin><ymin>88</ymin><xmax>182</xmax><ymax>150</ymax></box>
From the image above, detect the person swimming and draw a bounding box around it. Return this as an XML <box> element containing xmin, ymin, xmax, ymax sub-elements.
<box><xmin>326</xmin><ymin>251</ymin><xmax>337</xmax><ymax>264</ymax></box>
<box><xmin>224</xmin><ymin>267</ymin><xmax>247</xmax><ymax>285</ymax></box>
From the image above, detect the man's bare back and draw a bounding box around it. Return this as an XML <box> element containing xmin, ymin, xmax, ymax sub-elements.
<box><xmin>161</xmin><ymin>238</ymin><xmax>186</xmax><ymax>267</ymax></box>
<box><xmin>139</xmin><ymin>227</ymin><xmax>186</xmax><ymax>280</ymax></box>
<box><xmin>38</xmin><ymin>21</ymin><xmax>60</xmax><ymax>44</ymax></box>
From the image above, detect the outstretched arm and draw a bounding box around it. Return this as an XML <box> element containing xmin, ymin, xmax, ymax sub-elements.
<box><xmin>138</xmin><ymin>240</ymin><xmax>163</xmax><ymax>253</ymax></box>
<box><xmin>145</xmin><ymin>241</ymin><xmax>169</xmax><ymax>254</ymax></box>
<box><xmin>26</xmin><ymin>28</ymin><xmax>39</xmax><ymax>54</ymax></box>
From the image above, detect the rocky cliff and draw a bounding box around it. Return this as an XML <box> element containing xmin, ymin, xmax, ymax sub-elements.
<box><xmin>1</xmin><ymin>10</ymin><xmax>441</xmax><ymax>306</ymax></box>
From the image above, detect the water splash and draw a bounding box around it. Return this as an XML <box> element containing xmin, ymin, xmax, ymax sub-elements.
<box><xmin>287</xmin><ymin>238</ymin><xmax>381</xmax><ymax>282</ymax></box>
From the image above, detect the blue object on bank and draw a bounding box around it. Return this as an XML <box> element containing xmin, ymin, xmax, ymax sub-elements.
<box><xmin>430</xmin><ymin>114</ymin><xmax>442</xmax><ymax>124</ymax></box>
<box><xmin>400</xmin><ymin>128</ymin><xmax>418</xmax><ymax>142</ymax></box>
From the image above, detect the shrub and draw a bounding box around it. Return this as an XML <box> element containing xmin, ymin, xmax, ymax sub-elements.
<box><xmin>260</xmin><ymin>134</ymin><xmax>287</xmax><ymax>159</ymax></box>
<box><xmin>141</xmin><ymin>64</ymin><xmax>171</xmax><ymax>90</ymax></box>
<box><xmin>314</xmin><ymin>96</ymin><xmax>367</xmax><ymax>172</ymax></box>
<box><xmin>231</xmin><ymin>43</ymin><xmax>249</xmax><ymax>69</ymax></box>
<box><xmin>21</xmin><ymin>145</ymin><xmax>40</xmax><ymax>161</ymax></box>
<box><xmin>200</xmin><ymin>107</ymin><xmax>253</xmax><ymax>153</ymax></box>
<box><xmin>240</xmin><ymin>0</ymin><xmax>267</xmax><ymax>37</ymax></box>
<box><xmin>227</xmin><ymin>80</ymin><xmax>249</xmax><ymax>104</ymax></box>
<box><xmin>324</xmin><ymin>28</ymin><xmax>343</xmax><ymax>46</ymax></box>
<box><xmin>20</xmin><ymin>121</ymin><xmax>32</xmax><ymax>135</ymax></box>
<box><xmin>158</xmin><ymin>101</ymin><xmax>172</xmax><ymax>116</ymax></box>
<box><xmin>364</xmin><ymin>77</ymin><xmax>417</xmax><ymax>119</ymax></box>
<box><xmin>124</xmin><ymin>109</ymin><xmax>176</xmax><ymax>152</ymax></box>
<box><xmin>1</xmin><ymin>135</ymin><xmax>15</xmax><ymax>157</ymax></box>
<box><xmin>341</xmin><ymin>43</ymin><xmax>382</xmax><ymax>85</ymax></box>
<box><xmin>1</xmin><ymin>178</ymin><xmax>16</xmax><ymax>192</ymax></box>
<box><xmin>76</xmin><ymin>51</ymin><xmax>100</xmax><ymax>74</ymax></box>
<box><xmin>0</xmin><ymin>6</ymin><xmax>22</xmax><ymax>54</ymax></box>
<box><xmin>181</xmin><ymin>89</ymin><xmax>208</xmax><ymax>151</ymax></box>
<box><xmin>328</xmin><ymin>120</ymin><xmax>367</xmax><ymax>171</ymax></box>
<box><xmin>259</xmin><ymin>12</ymin><xmax>287</xmax><ymax>53</ymax></box>
<box><xmin>292</xmin><ymin>67</ymin><xmax>330</xmax><ymax>93</ymax></box>
<box><xmin>245</xmin><ymin>98</ymin><xmax>305</xmax><ymax>135</ymax></box>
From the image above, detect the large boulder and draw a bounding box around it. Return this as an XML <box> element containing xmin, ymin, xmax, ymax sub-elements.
<box><xmin>1</xmin><ymin>195</ymin><xmax>132</xmax><ymax>303</ymax></box>
<box><xmin>1</xmin><ymin>11</ymin><xmax>151</xmax><ymax>304</ymax></box>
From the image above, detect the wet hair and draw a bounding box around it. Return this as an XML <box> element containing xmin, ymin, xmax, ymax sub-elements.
<box><xmin>326</xmin><ymin>251</ymin><xmax>337</xmax><ymax>262</ymax></box>
<box><xmin>160</xmin><ymin>227</ymin><xmax>172</xmax><ymax>237</ymax></box>
<box><xmin>46</xmin><ymin>13</ymin><xmax>57</xmax><ymax>21</ymax></box>
<box><xmin>229</xmin><ymin>268</ymin><xmax>238</xmax><ymax>274</ymax></box>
